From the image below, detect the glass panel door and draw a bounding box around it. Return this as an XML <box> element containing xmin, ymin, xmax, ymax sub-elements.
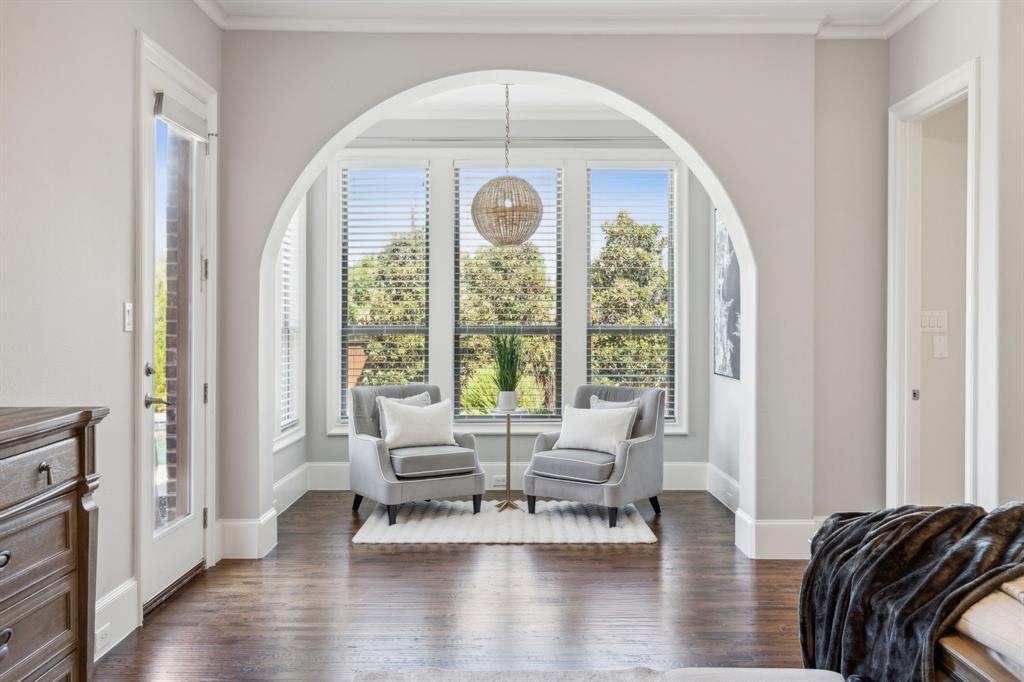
<box><xmin>152</xmin><ymin>119</ymin><xmax>193</xmax><ymax>532</ymax></box>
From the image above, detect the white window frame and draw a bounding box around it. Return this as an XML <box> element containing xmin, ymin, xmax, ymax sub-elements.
<box><xmin>274</xmin><ymin>199</ymin><xmax>306</xmax><ymax>451</ymax></box>
<box><xmin>326</xmin><ymin>148</ymin><xmax>688</xmax><ymax>436</ymax></box>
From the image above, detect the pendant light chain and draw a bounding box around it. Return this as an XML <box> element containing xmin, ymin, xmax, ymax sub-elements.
<box><xmin>504</xmin><ymin>83</ymin><xmax>511</xmax><ymax>173</ymax></box>
<box><xmin>470</xmin><ymin>82</ymin><xmax>543</xmax><ymax>247</ymax></box>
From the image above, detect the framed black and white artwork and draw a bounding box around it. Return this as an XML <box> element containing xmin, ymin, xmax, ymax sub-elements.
<box><xmin>713</xmin><ymin>209</ymin><xmax>741</xmax><ymax>379</ymax></box>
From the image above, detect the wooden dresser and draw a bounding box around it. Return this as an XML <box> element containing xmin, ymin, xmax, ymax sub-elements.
<box><xmin>0</xmin><ymin>408</ymin><xmax>107</xmax><ymax>682</ymax></box>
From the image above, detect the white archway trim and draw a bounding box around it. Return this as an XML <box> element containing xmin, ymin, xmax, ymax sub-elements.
<box><xmin>886</xmin><ymin>59</ymin><xmax>982</xmax><ymax>508</ymax></box>
<box><xmin>256</xmin><ymin>70</ymin><xmax>760</xmax><ymax>554</ymax></box>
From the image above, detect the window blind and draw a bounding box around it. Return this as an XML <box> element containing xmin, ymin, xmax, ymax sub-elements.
<box><xmin>278</xmin><ymin>206</ymin><xmax>304</xmax><ymax>431</ymax></box>
<box><xmin>340</xmin><ymin>167</ymin><xmax>430</xmax><ymax>419</ymax></box>
<box><xmin>587</xmin><ymin>168</ymin><xmax>676</xmax><ymax>417</ymax></box>
<box><xmin>454</xmin><ymin>167</ymin><xmax>562</xmax><ymax>419</ymax></box>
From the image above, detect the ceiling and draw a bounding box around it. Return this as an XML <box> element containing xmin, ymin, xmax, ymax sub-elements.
<box><xmin>388</xmin><ymin>84</ymin><xmax>626</xmax><ymax>120</ymax></box>
<box><xmin>194</xmin><ymin>0</ymin><xmax>936</xmax><ymax>38</ymax></box>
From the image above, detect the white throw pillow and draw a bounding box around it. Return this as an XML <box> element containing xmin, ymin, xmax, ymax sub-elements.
<box><xmin>379</xmin><ymin>398</ymin><xmax>457</xmax><ymax>450</ymax></box>
<box><xmin>376</xmin><ymin>392</ymin><xmax>431</xmax><ymax>439</ymax></box>
<box><xmin>590</xmin><ymin>395</ymin><xmax>641</xmax><ymax>436</ymax></box>
<box><xmin>555</xmin><ymin>404</ymin><xmax>637</xmax><ymax>455</ymax></box>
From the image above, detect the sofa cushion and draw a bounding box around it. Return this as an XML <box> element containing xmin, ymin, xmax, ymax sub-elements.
<box><xmin>531</xmin><ymin>449</ymin><xmax>616</xmax><ymax>484</ymax></box>
<box><xmin>389</xmin><ymin>445</ymin><xmax>476</xmax><ymax>478</ymax></box>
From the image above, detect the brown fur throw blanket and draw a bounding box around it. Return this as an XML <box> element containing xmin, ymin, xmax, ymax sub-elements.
<box><xmin>799</xmin><ymin>503</ymin><xmax>1024</xmax><ymax>681</ymax></box>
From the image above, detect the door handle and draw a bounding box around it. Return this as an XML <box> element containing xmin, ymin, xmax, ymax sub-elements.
<box><xmin>38</xmin><ymin>462</ymin><xmax>52</xmax><ymax>485</ymax></box>
<box><xmin>144</xmin><ymin>394</ymin><xmax>176</xmax><ymax>409</ymax></box>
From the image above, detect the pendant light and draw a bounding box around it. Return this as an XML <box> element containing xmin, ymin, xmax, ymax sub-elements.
<box><xmin>471</xmin><ymin>84</ymin><xmax>543</xmax><ymax>247</ymax></box>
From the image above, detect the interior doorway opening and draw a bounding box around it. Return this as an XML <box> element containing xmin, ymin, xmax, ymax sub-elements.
<box><xmin>257</xmin><ymin>70</ymin><xmax>759</xmax><ymax>553</ymax></box>
<box><xmin>887</xmin><ymin>61</ymin><xmax>979</xmax><ymax>508</ymax></box>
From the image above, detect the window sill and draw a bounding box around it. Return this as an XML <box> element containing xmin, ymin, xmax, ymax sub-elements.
<box><xmin>327</xmin><ymin>421</ymin><xmax>689</xmax><ymax>437</ymax></box>
<box><xmin>273</xmin><ymin>427</ymin><xmax>306</xmax><ymax>452</ymax></box>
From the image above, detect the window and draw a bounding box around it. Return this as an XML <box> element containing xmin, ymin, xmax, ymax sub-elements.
<box><xmin>454</xmin><ymin>167</ymin><xmax>562</xmax><ymax>418</ymax></box>
<box><xmin>328</xmin><ymin>153</ymin><xmax>682</xmax><ymax>432</ymax></box>
<box><xmin>276</xmin><ymin>200</ymin><xmax>306</xmax><ymax>439</ymax></box>
<box><xmin>339</xmin><ymin>167</ymin><xmax>430</xmax><ymax>418</ymax></box>
<box><xmin>587</xmin><ymin>168</ymin><xmax>676</xmax><ymax>417</ymax></box>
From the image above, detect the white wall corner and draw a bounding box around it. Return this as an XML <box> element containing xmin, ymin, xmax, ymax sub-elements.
<box><xmin>734</xmin><ymin>509</ymin><xmax>814</xmax><ymax>560</ymax></box>
<box><xmin>94</xmin><ymin>578</ymin><xmax>139</xmax><ymax>661</ymax></box>
<box><xmin>220</xmin><ymin>507</ymin><xmax>278</xmax><ymax>559</ymax></box>
<box><xmin>274</xmin><ymin>462</ymin><xmax>310</xmax><ymax>512</ymax></box>
<box><xmin>307</xmin><ymin>461</ymin><xmax>349</xmax><ymax>490</ymax></box>
<box><xmin>706</xmin><ymin>464</ymin><xmax>739</xmax><ymax>511</ymax></box>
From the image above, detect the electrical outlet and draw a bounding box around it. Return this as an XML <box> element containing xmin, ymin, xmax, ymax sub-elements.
<box><xmin>492</xmin><ymin>474</ymin><xmax>506</xmax><ymax>488</ymax></box>
<box><xmin>96</xmin><ymin>622</ymin><xmax>111</xmax><ymax>652</ymax></box>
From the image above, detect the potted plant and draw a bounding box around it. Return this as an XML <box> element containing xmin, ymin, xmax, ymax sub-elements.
<box><xmin>493</xmin><ymin>334</ymin><xmax>522</xmax><ymax>411</ymax></box>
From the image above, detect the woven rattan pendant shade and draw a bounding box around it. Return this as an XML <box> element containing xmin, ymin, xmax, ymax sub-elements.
<box><xmin>471</xmin><ymin>175</ymin><xmax>543</xmax><ymax>246</ymax></box>
<box><xmin>471</xmin><ymin>84</ymin><xmax>543</xmax><ymax>247</ymax></box>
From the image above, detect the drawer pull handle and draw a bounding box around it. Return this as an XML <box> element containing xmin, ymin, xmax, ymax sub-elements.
<box><xmin>0</xmin><ymin>551</ymin><xmax>9</xmax><ymax>569</ymax></box>
<box><xmin>0</xmin><ymin>627</ymin><xmax>12</xmax><ymax>662</ymax></box>
<box><xmin>38</xmin><ymin>461</ymin><xmax>52</xmax><ymax>485</ymax></box>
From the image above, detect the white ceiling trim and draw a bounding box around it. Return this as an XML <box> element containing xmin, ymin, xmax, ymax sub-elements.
<box><xmin>193</xmin><ymin>0</ymin><xmax>936</xmax><ymax>39</ymax></box>
<box><xmin>818</xmin><ymin>0</ymin><xmax>936</xmax><ymax>39</ymax></box>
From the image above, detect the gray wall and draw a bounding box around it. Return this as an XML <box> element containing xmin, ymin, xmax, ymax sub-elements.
<box><xmin>296</xmin><ymin>167</ymin><xmax>714</xmax><ymax>475</ymax></box>
<box><xmin>0</xmin><ymin>0</ymin><xmax>221</xmax><ymax>597</ymax></box>
<box><xmin>222</xmin><ymin>31</ymin><xmax>817</xmax><ymax>522</ymax></box>
<box><xmin>889</xmin><ymin>0</ymin><xmax>1019</xmax><ymax>507</ymax></box>
<box><xmin>812</xmin><ymin>39</ymin><xmax>889</xmax><ymax>516</ymax></box>
<box><xmin>920</xmin><ymin>100</ymin><xmax>968</xmax><ymax>506</ymax></box>
<box><xmin>997</xmin><ymin>0</ymin><xmax>1024</xmax><ymax>504</ymax></box>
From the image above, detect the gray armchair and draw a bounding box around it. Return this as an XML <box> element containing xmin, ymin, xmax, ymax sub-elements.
<box><xmin>348</xmin><ymin>384</ymin><xmax>485</xmax><ymax>525</ymax></box>
<box><xmin>524</xmin><ymin>384</ymin><xmax>665</xmax><ymax>527</ymax></box>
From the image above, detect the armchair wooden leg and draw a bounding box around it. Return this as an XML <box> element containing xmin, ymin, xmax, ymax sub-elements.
<box><xmin>386</xmin><ymin>504</ymin><xmax>398</xmax><ymax>526</ymax></box>
<box><xmin>472</xmin><ymin>494</ymin><xmax>482</xmax><ymax>514</ymax></box>
<box><xmin>527</xmin><ymin>495</ymin><xmax>536</xmax><ymax>514</ymax></box>
<box><xmin>352</xmin><ymin>494</ymin><xmax>363</xmax><ymax>512</ymax></box>
<box><xmin>649</xmin><ymin>496</ymin><xmax>661</xmax><ymax>515</ymax></box>
<box><xmin>608</xmin><ymin>507</ymin><xmax>618</xmax><ymax>528</ymax></box>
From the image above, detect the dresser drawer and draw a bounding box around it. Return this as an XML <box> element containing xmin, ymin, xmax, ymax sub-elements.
<box><xmin>25</xmin><ymin>651</ymin><xmax>76</xmax><ymax>682</ymax></box>
<box><xmin>0</xmin><ymin>440</ymin><xmax>79</xmax><ymax>509</ymax></box>
<box><xmin>0</xmin><ymin>495</ymin><xmax>76</xmax><ymax>602</ymax></box>
<box><xmin>0</xmin><ymin>573</ymin><xmax>77</xmax><ymax>681</ymax></box>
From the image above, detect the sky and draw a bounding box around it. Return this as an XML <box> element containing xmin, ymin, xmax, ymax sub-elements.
<box><xmin>343</xmin><ymin>166</ymin><xmax>673</xmax><ymax>273</ymax></box>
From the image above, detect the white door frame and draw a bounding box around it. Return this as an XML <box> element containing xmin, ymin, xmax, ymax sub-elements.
<box><xmin>134</xmin><ymin>33</ymin><xmax>220</xmax><ymax>623</ymax></box>
<box><xmin>886</xmin><ymin>59</ymin><xmax>980</xmax><ymax>507</ymax></box>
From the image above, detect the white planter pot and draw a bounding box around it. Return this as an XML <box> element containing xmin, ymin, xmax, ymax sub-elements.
<box><xmin>497</xmin><ymin>391</ymin><xmax>519</xmax><ymax>412</ymax></box>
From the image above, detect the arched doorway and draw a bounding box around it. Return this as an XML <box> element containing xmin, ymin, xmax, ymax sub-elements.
<box><xmin>256</xmin><ymin>70</ymin><xmax>758</xmax><ymax>552</ymax></box>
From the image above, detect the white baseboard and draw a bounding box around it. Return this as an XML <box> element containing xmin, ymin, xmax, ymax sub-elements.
<box><xmin>479</xmin><ymin>461</ymin><xmax>706</xmax><ymax>491</ymax></box>
<box><xmin>734</xmin><ymin>509</ymin><xmax>814</xmax><ymax>560</ymax></box>
<box><xmin>284</xmin><ymin>461</ymin><xmax>710</xmax><ymax>494</ymax></box>
<box><xmin>220</xmin><ymin>507</ymin><xmax>278</xmax><ymax>559</ymax></box>
<box><xmin>481</xmin><ymin>461</ymin><xmax>529</xmax><ymax>489</ymax></box>
<box><xmin>707</xmin><ymin>464</ymin><xmax>739</xmax><ymax>511</ymax></box>
<box><xmin>663</xmin><ymin>462</ymin><xmax>707</xmax><ymax>490</ymax></box>
<box><xmin>94</xmin><ymin>578</ymin><xmax>139</xmax><ymax>661</ymax></box>
<box><xmin>307</xmin><ymin>461</ymin><xmax>348</xmax><ymax>490</ymax></box>
<box><xmin>274</xmin><ymin>462</ymin><xmax>310</xmax><ymax>512</ymax></box>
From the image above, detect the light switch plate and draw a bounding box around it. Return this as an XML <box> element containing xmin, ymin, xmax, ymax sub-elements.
<box><xmin>932</xmin><ymin>334</ymin><xmax>949</xmax><ymax>358</ymax></box>
<box><xmin>123</xmin><ymin>302</ymin><xmax>134</xmax><ymax>332</ymax></box>
<box><xmin>920</xmin><ymin>310</ymin><xmax>948</xmax><ymax>333</ymax></box>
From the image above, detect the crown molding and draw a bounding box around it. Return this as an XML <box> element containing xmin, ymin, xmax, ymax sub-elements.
<box><xmin>193</xmin><ymin>0</ymin><xmax>936</xmax><ymax>38</ymax></box>
<box><xmin>817</xmin><ymin>0</ymin><xmax>936</xmax><ymax>40</ymax></box>
<box><xmin>194</xmin><ymin>0</ymin><xmax>228</xmax><ymax>29</ymax></box>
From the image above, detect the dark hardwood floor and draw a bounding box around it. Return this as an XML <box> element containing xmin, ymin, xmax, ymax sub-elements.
<box><xmin>95</xmin><ymin>491</ymin><xmax>807</xmax><ymax>680</ymax></box>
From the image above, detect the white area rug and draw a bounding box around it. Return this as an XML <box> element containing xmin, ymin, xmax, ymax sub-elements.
<box><xmin>351</xmin><ymin>499</ymin><xmax>657</xmax><ymax>544</ymax></box>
